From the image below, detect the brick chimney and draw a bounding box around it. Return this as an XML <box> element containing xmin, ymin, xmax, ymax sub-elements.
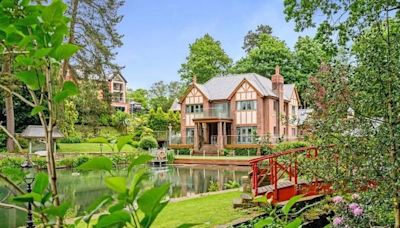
<box><xmin>271</xmin><ymin>66</ymin><xmax>285</xmax><ymax>138</ymax></box>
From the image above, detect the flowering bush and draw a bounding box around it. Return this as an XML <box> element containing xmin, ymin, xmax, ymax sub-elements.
<box><xmin>330</xmin><ymin>194</ymin><xmax>370</xmax><ymax>227</ymax></box>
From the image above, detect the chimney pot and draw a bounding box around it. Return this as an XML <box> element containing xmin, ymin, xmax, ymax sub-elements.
<box><xmin>275</xmin><ymin>65</ymin><xmax>280</xmax><ymax>75</ymax></box>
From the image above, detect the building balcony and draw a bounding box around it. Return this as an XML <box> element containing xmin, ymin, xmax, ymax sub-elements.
<box><xmin>192</xmin><ymin>108</ymin><xmax>231</xmax><ymax>120</ymax></box>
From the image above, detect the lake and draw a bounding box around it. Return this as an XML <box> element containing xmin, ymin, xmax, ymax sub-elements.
<box><xmin>0</xmin><ymin>164</ymin><xmax>249</xmax><ymax>227</ymax></box>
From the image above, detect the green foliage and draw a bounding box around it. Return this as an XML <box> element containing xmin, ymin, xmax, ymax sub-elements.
<box><xmin>139</xmin><ymin>136</ymin><xmax>158</xmax><ymax>150</ymax></box>
<box><xmin>111</xmin><ymin>111</ymin><xmax>130</xmax><ymax>134</ymax></box>
<box><xmin>175</xmin><ymin>148</ymin><xmax>191</xmax><ymax>155</ymax></box>
<box><xmin>127</xmin><ymin>88</ymin><xmax>149</xmax><ymax>110</ymax></box>
<box><xmin>147</xmin><ymin>80</ymin><xmax>184</xmax><ymax>112</ymax></box>
<box><xmin>272</xmin><ymin>141</ymin><xmax>309</xmax><ymax>152</ymax></box>
<box><xmin>75</xmin><ymin>154</ymin><xmax>170</xmax><ymax>228</ymax></box>
<box><xmin>284</xmin><ymin>2</ymin><xmax>400</xmax><ymax>226</ymax></box>
<box><xmin>59</xmin><ymin>100</ymin><xmax>79</xmax><ymax>137</ymax></box>
<box><xmin>179</xmin><ymin>34</ymin><xmax>233</xmax><ymax>84</ymax></box>
<box><xmin>243</xmin><ymin>24</ymin><xmax>273</xmax><ymax>53</ymax></box>
<box><xmin>59</xmin><ymin>136</ymin><xmax>82</xmax><ymax>144</ymax></box>
<box><xmin>0</xmin><ymin>131</ymin><xmax>7</xmax><ymax>151</ymax></box>
<box><xmin>86</xmin><ymin>137</ymin><xmax>108</xmax><ymax>143</ymax></box>
<box><xmin>233</xmin><ymin>148</ymin><xmax>258</xmax><ymax>156</ymax></box>
<box><xmin>77</xmin><ymin>156</ymin><xmax>113</xmax><ymax>173</ymax></box>
<box><xmin>253</xmin><ymin>195</ymin><xmax>304</xmax><ymax>228</ymax></box>
<box><xmin>208</xmin><ymin>180</ymin><xmax>219</xmax><ymax>192</ymax></box>
<box><xmin>231</xmin><ymin>34</ymin><xmax>295</xmax><ymax>80</ymax></box>
<box><xmin>224</xmin><ymin>180</ymin><xmax>240</xmax><ymax>189</ymax></box>
<box><xmin>166</xmin><ymin>150</ymin><xmax>175</xmax><ymax>164</ymax></box>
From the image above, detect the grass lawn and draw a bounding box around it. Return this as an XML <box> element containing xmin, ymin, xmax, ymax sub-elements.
<box><xmin>74</xmin><ymin>191</ymin><xmax>260</xmax><ymax>228</ymax></box>
<box><xmin>152</xmin><ymin>191</ymin><xmax>258</xmax><ymax>227</ymax></box>
<box><xmin>57</xmin><ymin>143</ymin><xmax>138</xmax><ymax>153</ymax></box>
<box><xmin>176</xmin><ymin>155</ymin><xmax>260</xmax><ymax>160</ymax></box>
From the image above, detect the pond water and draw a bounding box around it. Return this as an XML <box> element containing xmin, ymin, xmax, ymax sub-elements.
<box><xmin>0</xmin><ymin>164</ymin><xmax>249</xmax><ymax>227</ymax></box>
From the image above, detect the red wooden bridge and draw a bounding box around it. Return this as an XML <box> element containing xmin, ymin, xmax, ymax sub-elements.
<box><xmin>249</xmin><ymin>146</ymin><xmax>333</xmax><ymax>203</ymax></box>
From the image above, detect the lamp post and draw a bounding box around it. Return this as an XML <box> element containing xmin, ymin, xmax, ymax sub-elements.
<box><xmin>21</xmin><ymin>158</ymin><xmax>35</xmax><ymax>228</ymax></box>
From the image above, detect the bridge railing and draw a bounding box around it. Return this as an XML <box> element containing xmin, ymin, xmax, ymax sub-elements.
<box><xmin>249</xmin><ymin>146</ymin><xmax>321</xmax><ymax>201</ymax></box>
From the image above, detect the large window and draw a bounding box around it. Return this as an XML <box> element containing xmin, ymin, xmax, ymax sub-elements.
<box><xmin>273</xmin><ymin>100</ymin><xmax>279</xmax><ymax>111</ymax></box>
<box><xmin>291</xmin><ymin>105</ymin><xmax>297</xmax><ymax>118</ymax></box>
<box><xmin>186</xmin><ymin>128</ymin><xmax>194</xmax><ymax>144</ymax></box>
<box><xmin>186</xmin><ymin>104</ymin><xmax>203</xmax><ymax>113</ymax></box>
<box><xmin>237</xmin><ymin>100</ymin><xmax>257</xmax><ymax>111</ymax></box>
<box><xmin>237</xmin><ymin>127</ymin><xmax>257</xmax><ymax>144</ymax></box>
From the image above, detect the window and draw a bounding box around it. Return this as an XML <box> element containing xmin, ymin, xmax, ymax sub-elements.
<box><xmin>236</xmin><ymin>127</ymin><xmax>256</xmax><ymax>144</ymax></box>
<box><xmin>291</xmin><ymin>128</ymin><xmax>296</xmax><ymax>136</ymax></box>
<box><xmin>291</xmin><ymin>105</ymin><xmax>297</xmax><ymax>118</ymax></box>
<box><xmin>186</xmin><ymin>104</ymin><xmax>203</xmax><ymax>113</ymax></box>
<box><xmin>273</xmin><ymin>100</ymin><xmax>279</xmax><ymax>111</ymax></box>
<box><xmin>186</xmin><ymin>128</ymin><xmax>194</xmax><ymax>144</ymax></box>
<box><xmin>113</xmin><ymin>83</ymin><xmax>123</xmax><ymax>91</ymax></box>
<box><xmin>273</xmin><ymin>126</ymin><xmax>278</xmax><ymax>136</ymax></box>
<box><xmin>236</xmin><ymin>100</ymin><xmax>257</xmax><ymax>111</ymax></box>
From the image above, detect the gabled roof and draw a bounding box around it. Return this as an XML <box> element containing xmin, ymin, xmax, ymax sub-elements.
<box><xmin>188</xmin><ymin>73</ymin><xmax>295</xmax><ymax>101</ymax></box>
<box><xmin>108</xmin><ymin>72</ymin><xmax>127</xmax><ymax>83</ymax></box>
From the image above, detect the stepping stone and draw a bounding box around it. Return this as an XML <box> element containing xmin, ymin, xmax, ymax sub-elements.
<box><xmin>232</xmin><ymin>198</ymin><xmax>243</xmax><ymax>208</ymax></box>
<box><xmin>240</xmin><ymin>193</ymin><xmax>253</xmax><ymax>203</ymax></box>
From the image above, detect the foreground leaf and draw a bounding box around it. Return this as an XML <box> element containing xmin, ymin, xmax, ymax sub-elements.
<box><xmin>128</xmin><ymin>154</ymin><xmax>154</xmax><ymax>172</ymax></box>
<box><xmin>254</xmin><ymin>217</ymin><xmax>274</xmax><ymax>228</ymax></box>
<box><xmin>105</xmin><ymin>176</ymin><xmax>127</xmax><ymax>193</ymax></box>
<box><xmin>13</xmin><ymin>192</ymin><xmax>42</xmax><ymax>203</ymax></box>
<box><xmin>137</xmin><ymin>183</ymin><xmax>170</xmax><ymax>216</ymax></box>
<box><xmin>95</xmin><ymin>210</ymin><xmax>131</xmax><ymax>228</ymax></box>
<box><xmin>282</xmin><ymin>194</ymin><xmax>304</xmax><ymax>216</ymax></box>
<box><xmin>43</xmin><ymin>202</ymin><xmax>70</xmax><ymax>218</ymax></box>
<box><xmin>77</xmin><ymin>157</ymin><xmax>113</xmax><ymax>172</ymax></box>
<box><xmin>284</xmin><ymin>217</ymin><xmax>302</xmax><ymax>228</ymax></box>
<box><xmin>83</xmin><ymin>196</ymin><xmax>112</xmax><ymax>223</ymax></box>
<box><xmin>32</xmin><ymin>172</ymin><xmax>49</xmax><ymax>194</ymax></box>
<box><xmin>116</xmin><ymin>135</ymin><xmax>132</xmax><ymax>152</ymax></box>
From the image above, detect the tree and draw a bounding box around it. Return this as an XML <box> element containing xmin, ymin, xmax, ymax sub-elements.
<box><xmin>0</xmin><ymin>1</ymin><xmax>80</xmax><ymax>226</ymax></box>
<box><xmin>293</xmin><ymin>36</ymin><xmax>329</xmax><ymax>101</ymax></box>
<box><xmin>179</xmin><ymin>34</ymin><xmax>232</xmax><ymax>84</ymax></box>
<box><xmin>127</xmin><ymin>88</ymin><xmax>149</xmax><ymax>110</ymax></box>
<box><xmin>148</xmin><ymin>80</ymin><xmax>184</xmax><ymax>111</ymax></box>
<box><xmin>231</xmin><ymin>34</ymin><xmax>297</xmax><ymax>81</ymax></box>
<box><xmin>284</xmin><ymin>1</ymin><xmax>400</xmax><ymax>226</ymax></box>
<box><xmin>0</xmin><ymin>54</ymin><xmax>15</xmax><ymax>152</ymax></box>
<box><xmin>243</xmin><ymin>24</ymin><xmax>273</xmax><ymax>53</ymax></box>
<box><xmin>62</xmin><ymin>0</ymin><xmax>125</xmax><ymax>80</ymax></box>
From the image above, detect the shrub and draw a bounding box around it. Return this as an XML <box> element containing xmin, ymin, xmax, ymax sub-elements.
<box><xmin>139</xmin><ymin>136</ymin><xmax>158</xmax><ymax>150</ymax></box>
<box><xmin>31</xmin><ymin>157</ymin><xmax>47</xmax><ymax>169</ymax></box>
<box><xmin>72</xmin><ymin>156</ymin><xmax>90</xmax><ymax>167</ymax></box>
<box><xmin>175</xmin><ymin>148</ymin><xmax>190</xmax><ymax>155</ymax></box>
<box><xmin>0</xmin><ymin>157</ymin><xmax>25</xmax><ymax>169</ymax></box>
<box><xmin>224</xmin><ymin>180</ymin><xmax>240</xmax><ymax>189</ymax></box>
<box><xmin>59</xmin><ymin>136</ymin><xmax>82</xmax><ymax>144</ymax></box>
<box><xmin>0</xmin><ymin>131</ymin><xmax>6</xmax><ymax>151</ymax></box>
<box><xmin>16</xmin><ymin>135</ymin><xmax>29</xmax><ymax>149</ymax></box>
<box><xmin>166</xmin><ymin>150</ymin><xmax>175</xmax><ymax>163</ymax></box>
<box><xmin>273</xmin><ymin>141</ymin><xmax>309</xmax><ymax>152</ymax></box>
<box><xmin>234</xmin><ymin>148</ymin><xmax>257</xmax><ymax>156</ymax></box>
<box><xmin>129</xmin><ymin>141</ymin><xmax>139</xmax><ymax>148</ymax></box>
<box><xmin>208</xmin><ymin>180</ymin><xmax>219</xmax><ymax>192</ymax></box>
<box><xmin>58</xmin><ymin>158</ymin><xmax>75</xmax><ymax>168</ymax></box>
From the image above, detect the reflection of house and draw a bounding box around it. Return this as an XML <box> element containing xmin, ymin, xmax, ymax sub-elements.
<box><xmin>177</xmin><ymin>66</ymin><xmax>300</xmax><ymax>154</ymax></box>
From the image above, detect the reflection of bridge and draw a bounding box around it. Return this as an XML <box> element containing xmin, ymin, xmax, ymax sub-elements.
<box><xmin>249</xmin><ymin>146</ymin><xmax>333</xmax><ymax>203</ymax></box>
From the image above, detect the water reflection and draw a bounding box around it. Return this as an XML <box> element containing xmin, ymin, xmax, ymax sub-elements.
<box><xmin>0</xmin><ymin>164</ymin><xmax>249</xmax><ymax>227</ymax></box>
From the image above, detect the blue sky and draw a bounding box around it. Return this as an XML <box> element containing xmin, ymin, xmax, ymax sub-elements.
<box><xmin>115</xmin><ymin>0</ymin><xmax>316</xmax><ymax>90</ymax></box>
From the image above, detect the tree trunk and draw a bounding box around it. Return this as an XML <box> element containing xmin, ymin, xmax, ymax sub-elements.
<box><xmin>5</xmin><ymin>93</ymin><xmax>15</xmax><ymax>152</ymax></box>
<box><xmin>395</xmin><ymin>195</ymin><xmax>400</xmax><ymax>228</ymax></box>
<box><xmin>61</xmin><ymin>0</ymin><xmax>79</xmax><ymax>81</ymax></box>
<box><xmin>2</xmin><ymin>53</ymin><xmax>15</xmax><ymax>153</ymax></box>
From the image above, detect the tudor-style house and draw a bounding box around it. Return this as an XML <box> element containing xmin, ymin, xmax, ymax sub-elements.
<box><xmin>178</xmin><ymin>66</ymin><xmax>300</xmax><ymax>154</ymax></box>
<box><xmin>109</xmin><ymin>73</ymin><xmax>130</xmax><ymax>113</ymax></box>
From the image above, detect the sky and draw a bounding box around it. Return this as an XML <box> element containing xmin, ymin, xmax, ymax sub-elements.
<box><xmin>115</xmin><ymin>0</ymin><xmax>316</xmax><ymax>90</ymax></box>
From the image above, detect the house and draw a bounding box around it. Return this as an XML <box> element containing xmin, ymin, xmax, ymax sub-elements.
<box><xmin>65</xmin><ymin>66</ymin><xmax>130</xmax><ymax>113</ymax></box>
<box><xmin>108</xmin><ymin>72</ymin><xmax>130</xmax><ymax>113</ymax></box>
<box><xmin>177</xmin><ymin>66</ymin><xmax>300</xmax><ymax>155</ymax></box>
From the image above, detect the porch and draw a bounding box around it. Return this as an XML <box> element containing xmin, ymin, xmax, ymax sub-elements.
<box><xmin>192</xmin><ymin>118</ymin><xmax>232</xmax><ymax>155</ymax></box>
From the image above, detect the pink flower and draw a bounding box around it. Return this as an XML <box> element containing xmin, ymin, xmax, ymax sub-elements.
<box><xmin>351</xmin><ymin>193</ymin><xmax>360</xmax><ymax>200</ymax></box>
<box><xmin>332</xmin><ymin>196</ymin><xmax>343</xmax><ymax>204</ymax></box>
<box><xmin>352</xmin><ymin>207</ymin><xmax>363</xmax><ymax>216</ymax></box>
<box><xmin>348</xmin><ymin>203</ymin><xmax>360</xmax><ymax>210</ymax></box>
<box><xmin>333</xmin><ymin>217</ymin><xmax>344</xmax><ymax>226</ymax></box>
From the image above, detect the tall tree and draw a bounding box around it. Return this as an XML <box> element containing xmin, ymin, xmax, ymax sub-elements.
<box><xmin>148</xmin><ymin>81</ymin><xmax>184</xmax><ymax>111</ymax></box>
<box><xmin>293</xmin><ymin>36</ymin><xmax>329</xmax><ymax>101</ymax></box>
<box><xmin>232</xmin><ymin>34</ymin><xmax>297</xmax><ymax>81</ymax></box>
<box><xmin>179</xmin><ymin>34</ymin><xmax>232</xmax><ymax>84</ymax></box>
<box><xmin>127</xmin><ymin>88</ymin><xmax>149</xmax><ymax>110</ymax></box>
<box><xmin>284</xmin><ymin>1</ymin><xmax>400</xmax><ymax>226</ymax></box>
<box><xmin>63</xmin><ymin>0</ymin><xmax>124</xmax><ymax>79</ymax></box>
<box><xmin>243</xmin><ymin>24</ymin><xmax>273</xmax><ymax>53</ymax></box>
